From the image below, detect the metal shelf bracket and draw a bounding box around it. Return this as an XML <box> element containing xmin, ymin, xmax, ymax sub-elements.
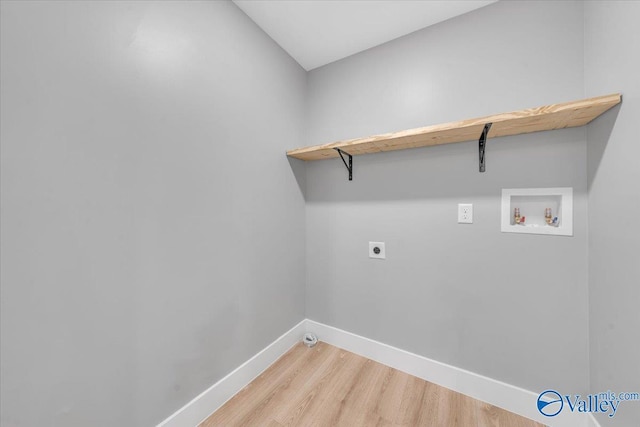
<box><xmin>334</xmin><ymin>148</ymin><xmax>353</xmax><ymax>181</ymax></box>
<box><xmin>479</xmin><ymin>123</ymin><xmax>493</xmax><ymax>173</ymax></box>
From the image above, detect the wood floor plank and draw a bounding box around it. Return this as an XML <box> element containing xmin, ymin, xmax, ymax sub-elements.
<box><xmin>475</xmin><ymin>400</ymin><xmax>500</xmax><ymax>427</ymax></box>
<box><xmin>268</xmin><ymin>343</ymin><xmax>349</xmax><ymax>425</ymax></box>
<box><xmin>330</xmin><ymin>359</ymin><xmax>390</xmax><ymax>426</ymax></box>
<box><xmin>201</xmin><ymin>343</ymin><xmax>316</xmax><ymax>426</ymax></box>
<box><xmin>277</xmin><ymin>347</ymin><xmax>366</xmax><ymax>426</ymax></box>
<box><xmin>395</xmin><ymin>375</ymin><xmax>428</xmax><ymax>426</ymax></box>
<box><xmin>200</xmin><ymin>342</ymin><xmax>545</xmax><ymax>427</ymax></box>
<box><xmin>233</xmin><ymin>344</ymin><xmax>338</xmax><ymax>427</ymax></box>
<box><xmin>371</xmin><ymin>367</ymin><xmax>409</xmax><ymax>424</ymax></box>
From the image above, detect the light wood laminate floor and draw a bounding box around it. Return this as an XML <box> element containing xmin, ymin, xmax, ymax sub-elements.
<box><xmin>201</xmin><ymin>342</ymin><xmax>544</xmax><ymax>427</ymax></box>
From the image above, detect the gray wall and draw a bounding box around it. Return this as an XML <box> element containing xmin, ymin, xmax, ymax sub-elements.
<box><xmin>585</xmin><ymin>2</ymin><xmax>640</xmax><ymax>426</ymax></box>
<box><xmin>3</xmin><ymin>1</ymin><xmax>638</xmax><ymax>426</ymax></box>
<box><xmin>305</xmin><ymin>0</ymin><xmax>589</xmax><ymax>394</ymax></box>
<box><xmin>0</xmin><ymin>1</ymin><xmax>306</xmax><ymax>426</ymax></box>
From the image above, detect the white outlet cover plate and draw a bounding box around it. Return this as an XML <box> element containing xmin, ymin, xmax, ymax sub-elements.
<box><xmin>458</xmin><ymin>203</ymin><xmax>473</xmax><ymax>224</ymax></box>
<box><xmin>369</xmin><ymin>242</ymin><xmax>386</xmax><ymax>259</ymax></box>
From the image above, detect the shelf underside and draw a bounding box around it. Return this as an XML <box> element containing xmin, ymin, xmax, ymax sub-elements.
<box><xmin>287</xmin><ymin>93</ymin><xmax>621</xmax><ymax>161</ymax></box>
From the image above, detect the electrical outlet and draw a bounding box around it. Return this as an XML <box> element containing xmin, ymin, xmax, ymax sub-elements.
<box><xmin>369</xmin><ymin>242</ymin><xmax>386</xmax><ymax>259</ymax></box>
<box><xmin>458</xmin><ymin>204</ymin><xmax>473</xmax><ymax>224</ymax></box>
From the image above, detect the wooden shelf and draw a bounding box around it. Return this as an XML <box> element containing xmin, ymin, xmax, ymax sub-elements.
<box><xmin>287</xmin><ymin>93</ymin><xmax>621</xmax><ymax>161</ymax></box>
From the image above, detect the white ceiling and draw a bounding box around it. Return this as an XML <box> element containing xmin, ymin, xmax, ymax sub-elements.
<box><xmin>233</xmin><ymin>0</ymin><xmax>497</xmax><ymax>71</ymax></box>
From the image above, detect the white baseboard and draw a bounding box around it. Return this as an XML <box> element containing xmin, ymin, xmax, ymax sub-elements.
<box><xmin>305</xmin><ymin>319</ymin><xmax>593</xmax><ymax>427</ymax></box>
<box><xmin>157</xmin><ymin>318</ymin><xmax>596</xmax><ymax>427</ymax></box>
<box><xmin>157</xmin><ymin>319</ymin><xmax>307</xmax><ymax>427</ymax></box>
